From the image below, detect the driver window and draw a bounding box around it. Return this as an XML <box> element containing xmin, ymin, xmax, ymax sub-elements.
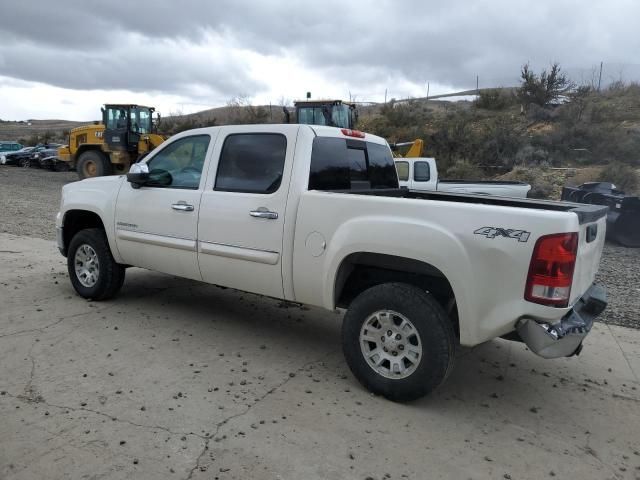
<box><xmin>146</xmin><ymin>135</ymin><xmax>210</xmax><ymax>189</ymax></box>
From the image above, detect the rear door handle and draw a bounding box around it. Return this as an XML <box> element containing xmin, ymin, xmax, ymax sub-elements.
<box><xmin>172</xmin><ymin>202</ymin><xmax>194</xmax><ymax>212</ymax></box>
<box><xmin>250</xmin><ymin>208</ymin><xmax>278</xmax><ymax>220</ymax></box>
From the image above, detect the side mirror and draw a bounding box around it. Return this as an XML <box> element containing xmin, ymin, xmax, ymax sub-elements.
<box><xmin>127</xmin><ymin>162</ymin><xmax>149</xmax><ymax>188</ymax></box>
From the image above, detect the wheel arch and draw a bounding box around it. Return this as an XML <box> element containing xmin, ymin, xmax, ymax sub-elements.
<box><xmin>60</xmin><ymin>209</ymin><xmax>106</xmax><ymax>257</ymax></box>
<box><xmin>333</xmin><ymin>252</ymin><xmax>460</xmax><ymax>339</ymax></box>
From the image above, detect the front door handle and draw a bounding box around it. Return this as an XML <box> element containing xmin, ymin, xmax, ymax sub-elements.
<box><xmin>172</xmin><ymin>202</ymin><xmax>194</xmax><ymax>212</ymax></box>
<box><xmin>250</xmin><ymin>208</ymin><xmax>278</xmax><ymax>220</ymax></box>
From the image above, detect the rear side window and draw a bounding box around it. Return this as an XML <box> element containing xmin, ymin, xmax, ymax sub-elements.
<box><xmin>395</xmin><ymin>161</ymin><xmax>409</xmax><ymax>181</ymax></box>
<box><xmin>414</xmin><ymin>161</ymin><xmax>430</xmax><ymax>182</ymax></box>
<box><xmin>215</xmin><ymin>134</ymin><xmax>287</xmax><ymax>194</ymax></box>
<box><xmin>309</xmin><ymin>137</ymin><xmax>398</xmax><ymax>190</ymax></box>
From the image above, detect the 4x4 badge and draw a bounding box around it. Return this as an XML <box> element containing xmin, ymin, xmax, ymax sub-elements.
<box><xmin>474</xmin><ymin>227</ymin><xmax>530</xmax><ymax>242</ymax></box>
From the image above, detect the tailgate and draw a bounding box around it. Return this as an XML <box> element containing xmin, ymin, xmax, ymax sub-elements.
<box><xmin>570</xmin><ymin>212</ymin><xmax>607</xmax><ymax>305</ymax></box>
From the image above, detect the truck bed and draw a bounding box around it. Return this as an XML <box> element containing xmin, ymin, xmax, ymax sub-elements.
<box><xmin>337</xmin><ymin>188</ymin><xmax>608</xmax><ymax>224</ymax></box>
<box><xmin>438</xmin><ymin>179</ymin><xmax>528</xmax><ymax>185</ymax></box>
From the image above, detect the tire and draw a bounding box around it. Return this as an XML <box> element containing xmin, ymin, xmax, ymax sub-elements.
<box><xmin>342</xmin><ymin>283</ymin><xmax>456</xmax><ymax>402</ymax></box>
<box><xmin>67</xmin><ymin>228</ymin><xmax>125</xmax><ymax>300</ymax></box>
<box><xmin>77</xmin><ymin>151</ymin><xmax>112</xmax><ymax>179</ymax></box>
<box><xmin>18</xmin><ymin>158</ymin><xmax>31</xmax><ymax>168</ymax></box>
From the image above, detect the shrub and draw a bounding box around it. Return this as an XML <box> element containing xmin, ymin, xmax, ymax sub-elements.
<box><xmin>500</xmin><ymin>166</ymin><xmax>555</xmax><ymax>199</ymax></box>
<box><xmin>526</xmin><ymin>104</ymin><xmax>556</xmax><ymax>122</ymax></box>
<box><xmin>476</xmin><ymin>117</ymin><xmax>524</xmax><ymax>167</ymax></box>
<box><xmin>514</xmin><ymin>145</ymin><xmax>549</xmax><ymax>166</ymax></box>
<box><xmin>598</xmin><ymin>162</ymin><xmax>639</xmax><ymax>194</ymax></box>
<box><xmin>444</xmin><ymin>159</ymin><xmax>485</xmax><ymax>179</ymax></box>
<box><xmin>474</xmin><ymin>89</ymin><xmax>514</xmax><ymax>110</ymax></box>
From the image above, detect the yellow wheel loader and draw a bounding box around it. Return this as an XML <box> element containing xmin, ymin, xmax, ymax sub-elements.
<box><xmin>57</xmin><ymin>104</ymin><xmax>166</xmax><ymax>179</ymax></box>
<box><xmin>283</xmin><ymin>96</ymin><xmax>358</xmax><ymax>130</ymax></box>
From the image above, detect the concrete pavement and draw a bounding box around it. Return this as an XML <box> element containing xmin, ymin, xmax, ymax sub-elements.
<box><xmin>1</xmin><ymin>233</ymin><xmax>639</xmax><ymax>480</ymax></box>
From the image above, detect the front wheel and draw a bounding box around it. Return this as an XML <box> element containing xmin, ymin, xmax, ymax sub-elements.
<box><xmin>67</xmin><ymin>228</ymin><xmax>125</xmax><ymax>300</ymax></box>
<box><xmin>342</xmin><ymin>283</ymin><xmax>456</xmax><ymax>402</ymax></box>
<box><xmin>76</xmin><ymin>151</ymin><xmax>112</xmax><ymax>179</ymax></box>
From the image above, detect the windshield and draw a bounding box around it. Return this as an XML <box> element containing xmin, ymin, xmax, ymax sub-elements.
<box><xmin>131</xmin><ymin>107</ymin><xmax>152</xmax><ymax>134</ymax></box>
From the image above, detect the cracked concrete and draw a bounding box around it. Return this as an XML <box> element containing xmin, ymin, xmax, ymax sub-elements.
<box><xmin>1</xmin><ymin>233</ymin><xmax>640</xmax><ymax>480</ymax></box>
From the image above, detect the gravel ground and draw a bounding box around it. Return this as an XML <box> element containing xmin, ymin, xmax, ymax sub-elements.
<box><xmin>596</xmin><ymin>244</ymin><xmax>640</xmax><ymax>329</ymax></box>
<box><xmin>1</xmin><ymin>164</ymin><xmax>638</xmax><ymax>329</ymax></box>
<box><xmin>0</xmin><ymin>166</ymin><xmax>77</xmax><ymax>239</ymax></box>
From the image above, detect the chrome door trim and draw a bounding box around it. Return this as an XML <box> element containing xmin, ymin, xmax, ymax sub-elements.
<box><xmin>116</xmin><ymin>229</ymin><xmax>196</xmax><ymax>252</ymax></box>
<box><xmin>198</xmin><ymin>240</ymin><xmax>280</xmax><ymax>265</ymax></box>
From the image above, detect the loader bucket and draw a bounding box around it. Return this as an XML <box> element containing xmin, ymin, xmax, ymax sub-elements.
<box><xmin>609</xmin><ymin>196</ymin><xmax>640</xmax><ymax>247</ymax></box>
<box><xmin>561</xmin><ymin>183</ymin><xmax>640</xmax><ymax>248</ymax></box>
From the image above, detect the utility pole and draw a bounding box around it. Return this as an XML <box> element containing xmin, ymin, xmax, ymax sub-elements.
<box><xmin>384</xmin><ymin>89</ymin><xmax>387</xmax><ymax>104</ymax></box>
<box><xmin>426</xmin><ymin>82</ymin><xmax>430</xmax><ymax>101</ymax></box>
<box><xmin>476</xmin><ymin>75</ymin><xmax>479</xmax><ymax>95</ymax></box>
<box><xmin>597</xmin><ymin>61</ymin><xmax>603</xmax><ymax>92</ymax></box>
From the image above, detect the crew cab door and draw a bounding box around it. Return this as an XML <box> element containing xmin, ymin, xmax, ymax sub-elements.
<box><xmin>198</xmin><ymin>126</ymin><xmax>297</xmax><ymax>298</ymax></box>
<box><xmin>114</xmin><ymin>133</ymin><xmax>215</xmax><ymax>280</ymax></box>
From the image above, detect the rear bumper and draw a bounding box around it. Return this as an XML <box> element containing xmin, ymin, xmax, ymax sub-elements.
<box><xmin>516</xmin><ymin>283</ymin><xmax>607</xmax><ymax>359</ymax></box>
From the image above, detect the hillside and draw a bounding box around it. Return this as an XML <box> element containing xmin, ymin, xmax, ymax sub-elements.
<box><xmin>0</xmin><ymin>119</ymin><xmax>89</xmax><ymax>143</ymax></box>
<box><xmin>359</xmin><ymin>83</ymin><xmax>640</xmax><ymax>192</ymax></box>
<box><xmin>2</xmin><ymin>83</ymin><xmax>638</xmax><ymax>196</ymax></box>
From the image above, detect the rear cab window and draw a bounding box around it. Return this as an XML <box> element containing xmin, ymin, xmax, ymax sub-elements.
<box><xmin>309</xmin><ymin>137</ymin><xmax>398</xmax><ymax>191</ymax></box>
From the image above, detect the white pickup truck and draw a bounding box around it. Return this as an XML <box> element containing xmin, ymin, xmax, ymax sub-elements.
<box><xmin>56</xmin><ymin>125</ymin><xmax>607</xmax><ymax>401</ymax></box>
<box><xmin>395</xmin><ymin>157</ymin><xmax>531</xmax><ymax>197</ymax></box>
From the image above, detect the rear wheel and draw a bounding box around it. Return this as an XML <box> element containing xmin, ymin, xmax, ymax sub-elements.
<box><xmin>77</xmin><ymin>151</ymin><xmax>112</xmax><ymax>179</ymax></box>
<box><xmin>342</xmin><ymin>283</ymin><xmax>456</xmax><ymax>402</ymax></box>
<box><xmin>67</xmin><ymin>228</ymin><xmax>125</xmax><ymax>300</ymax></box>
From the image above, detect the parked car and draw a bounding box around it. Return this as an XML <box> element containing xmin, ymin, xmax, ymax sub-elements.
<box><xmin>0</xmin><ymin>141</ymin><xmax>23</xmax><ymax>153</ymax></box>
<box><xmin>32</xmin><ymin>146</ymin><xmax>62</xmax><ymax>169</ymax></box>
<box><xmin>1</xmin><ymin>147</ymin><xmax>35</xmax><ymax>165</ymax></box>
<box><xmin>395</xmin><ymin>157</ymin><xmax>531</xmax><ymax>197</ymax></box>
<box><xmin>5</xmin><ymin>144</ymin><xmax>61</xmax><ymax>167</ymax></box>
<box><xmin>56</xmin><ymin>125</ymin><xmax>607</xmax><ymax>401</ymax></box>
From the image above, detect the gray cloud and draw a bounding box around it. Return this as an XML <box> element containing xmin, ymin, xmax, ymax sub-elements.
<box><xmin>1</xmin><ymin>0</ymin><xmax>639</xmax><ymax>102</ymax></box>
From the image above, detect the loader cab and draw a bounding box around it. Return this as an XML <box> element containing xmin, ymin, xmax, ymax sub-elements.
<box><xmin>294</xmin><ymin>100</ymin><xmax>358</xmax><ymax>129</ymax></box>
<box><xmin>102</xmin><ymin>104</ymin><xmax>155</xmax><ymax>151</ymax></box>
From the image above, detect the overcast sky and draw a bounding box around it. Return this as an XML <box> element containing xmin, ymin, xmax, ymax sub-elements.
<box><xmin>1</xmin><ymin>0</ymin><xmax>639</xmax><ymax>120</ymax></box>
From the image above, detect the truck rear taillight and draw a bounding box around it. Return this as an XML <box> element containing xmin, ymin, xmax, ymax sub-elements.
<box><xmin>341</xmin><ymin>129</ymin><xmax>365</xmax><ymax>138</ymax></box>
<box><xmin>525</xmin><ymin>232</ymin><xmax>578</xmax><ymax>307</ymax></box>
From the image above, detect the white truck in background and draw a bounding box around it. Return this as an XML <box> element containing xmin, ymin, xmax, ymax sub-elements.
<box><xmin>395</xmin><ymin>157</ymin><xmax>531</xmax><ymax>197</ymax></box>
<box><xmin>56</xmin><ymin>125</ymin><xmax>606</xmax><ymax>401</ymax></box>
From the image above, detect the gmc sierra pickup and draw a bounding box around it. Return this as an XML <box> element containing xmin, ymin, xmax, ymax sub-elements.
<box><xmin>56</xmin><ymin>124</ymin><xmax>607</xmax><ymax>401</ymax></box>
